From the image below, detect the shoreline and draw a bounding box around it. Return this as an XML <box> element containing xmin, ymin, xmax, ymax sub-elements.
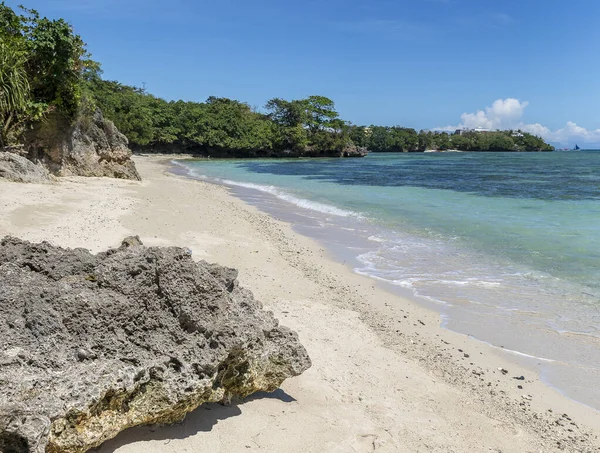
<box><xmin>0</xmin><ymin>155</ymin><xmax>598</xmax><ymax>452</ymax></box>
<box><xmin>172</xmin><ymin>157</ymin><xmax>600</xmax><ymax>412</ymax></box>
<box><xmin>173</xmin><ymin>154</ymin><xmax>600</xmax><ymax>412</ymax></box>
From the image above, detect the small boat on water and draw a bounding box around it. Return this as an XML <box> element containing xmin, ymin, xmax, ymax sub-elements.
<box><xmin>574</xmin><ymin>144</ymin><xmax>581</xmax><ymax>150</ymax></box>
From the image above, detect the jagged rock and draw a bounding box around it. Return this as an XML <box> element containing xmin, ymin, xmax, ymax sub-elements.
<box><xmin>26</xmin><ymin>109</ymin><xmax>140</xmax><ymax>181</ymax></box>
<box><xmin>0</xmin><ymin>151</ymin><xmax>53</xmax><ymax>184</ymax></box>
<box><xmin>340</xmin><ymin>143</ymin><xmax>368</xmax><ymax>158</ymax></box>
<box><xmin>119</xmin><ymin>235</ymin><xmax>143</xmax><ymax>248</ymax></box>
<box><xmin>0</xmin><ymin>237</ymin><xmax>311</xmax><ymax>453</ymax></box>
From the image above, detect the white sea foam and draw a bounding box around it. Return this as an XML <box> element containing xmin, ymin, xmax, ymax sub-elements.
<box><xmin>429</xmin><ymin>279</ymin><xmax>502</xmax><ymax>288</ymax></box>
<box><xmin>490</xmin><ymin>344</ymin><xmax>556</xmax><ymax>363</ymax></box>
<box><xmin>220</xmin><ymin>179</ymin><xmax>363</xmax><ymax>218</ymax></box>
<box><xmin>170</xmin><ymin>159</ymin><xmax>196</xmax><ymax>177</ymax></box>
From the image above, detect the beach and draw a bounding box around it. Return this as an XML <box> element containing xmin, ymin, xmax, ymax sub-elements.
<box><xmin>0</xmin><ymin>155</ymin><xmax>598</xmax><ymax>452</ymax></box>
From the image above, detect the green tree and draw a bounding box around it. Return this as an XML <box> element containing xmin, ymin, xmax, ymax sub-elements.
<box><xmin>0</xmin><ymin>41</ymin><xmax>30</xmax><ymax>147</ymax></box>
<box><xmin>302</xmin><ymin>95</ymin><xmax>338</xmax><ymax>132</ymax></box>
<box><xmin>20</xmin><ymin>6</ymin><xmax>98</xmax><ymax>117</ymax></box>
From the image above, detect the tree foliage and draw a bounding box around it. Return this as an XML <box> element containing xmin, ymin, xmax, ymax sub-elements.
<box><xmin>0</xmin><ymin>42</ymin><xmax>30</xmax><ymax>147</ymax></box>
<box><xmin>0</xmin><ymin>2</ymin><xmax>97</xmax><ymax>147</ymax></box>
<box><xmin>346</xmin><ymin>126</ymin><xmax>553</xmax><ymax>153</ymax></box>
<box><xmin>86</xmin><ymin>77</ymin><xmax>355</xmax><ymax>156</ymax></box>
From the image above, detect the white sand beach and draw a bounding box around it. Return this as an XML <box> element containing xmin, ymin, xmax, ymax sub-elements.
<box><xmin>1</xmin><ymin>156</ymin><xmax>598</xmax><ymax>453</ymax></box>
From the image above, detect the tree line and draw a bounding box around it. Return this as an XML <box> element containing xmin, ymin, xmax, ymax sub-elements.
<box><xmin>86</xmin><ymin>79</ymin><xmax>554</xmax><ymax>154</ymax></box>
<box><xmin>348</xmin><ymin>127</ymin><xmax>554</xmax><ymax>152</ymax></box>
<box><xmin>0</xmin><ymin>3</ymin><xmax>554</xmax><ymax>155</ymax></box>
<box><xmin>86</xmin><ymin>78</ymin><xmax>357</xmax><ymax>156</ymax></box>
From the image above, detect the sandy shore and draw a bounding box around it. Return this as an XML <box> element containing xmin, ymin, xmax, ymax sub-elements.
<box><xmin>1</xmin><ymin>156</ymin><xmax>599</xmax><ymax>452</ymax></box>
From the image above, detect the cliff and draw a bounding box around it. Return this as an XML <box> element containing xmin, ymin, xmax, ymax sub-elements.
<box><xmin>25</xmin><ymin>109</ymin><xmax>140</xmax><ymax>180</ymax></box>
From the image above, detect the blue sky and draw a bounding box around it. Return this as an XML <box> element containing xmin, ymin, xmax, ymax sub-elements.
<box><xmin>5</xmin><ymin>0</ymin><xmax>600</xmax><ymax>145</ymax></box>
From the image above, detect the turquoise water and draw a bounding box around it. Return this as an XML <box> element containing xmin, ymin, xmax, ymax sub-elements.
<box><xmin>177</xmin><ymin>151</ymin><xmax>600</xmax><ymax>409</ymax></box>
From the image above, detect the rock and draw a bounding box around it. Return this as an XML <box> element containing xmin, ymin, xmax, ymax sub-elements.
<box><xmin>119</xmin><ymin>235</ymin><xmax>143</xmax><ymax>248</ymax></box>
<box><xmin>0</xmin><ymin>151</ymin><xmax>53</xmax><ymax>184</ymax></box>
<box><xmin>0</xmin><ymin>237</ymin><xmax>311</xmax><ymax>453</ymax></box>
<box><xmin>26</xmin><ymin>109</ymin><xmax>140</xmax><ymax>181</ymax></box>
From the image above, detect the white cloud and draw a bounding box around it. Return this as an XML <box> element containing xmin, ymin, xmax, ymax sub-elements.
<box><xmin>458</xmin><ymin>98</ymin><xmax>529</xmax><ymax>130</ymax></box>
<box><xmin>523</xmin><ymin>121</ymin><xmax>600</xmax><ymax>145</ymax></box>
<box><xmin>440</xmin><ymin>98</ymin><xmax>600</xmax><ymax>145</ymax></box>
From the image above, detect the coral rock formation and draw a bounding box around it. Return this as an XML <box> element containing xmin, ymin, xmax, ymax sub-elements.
<box><xmin>0</xmin><ymin>236</ymin><xmax>310</xmax><ymax>452</ymax></box>
<box><xmin>0</xmin><ymin>151</ymin><xmax>52</xmax><ymax>183</ymax></box>
<box><xmin>26</xmin><ymin>109</ymin><xmax>140</xmax><ymax>181</ymax></box>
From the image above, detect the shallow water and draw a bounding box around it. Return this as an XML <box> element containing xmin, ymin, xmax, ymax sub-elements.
<box><xmin>177</xmin><ymin>151</ymin><xmax>600</xmax><ymax>410</ymax></box>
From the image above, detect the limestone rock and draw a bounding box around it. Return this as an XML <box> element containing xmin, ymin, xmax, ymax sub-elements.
<box><xmin>0</xmin><ymin>151</ymin><xmax>53</xmax><ymax>184</ymax></box>
<box><xmin>26</xmin><ymin>109</ymin><xmax>140</xmax><ymax>181</ymax></box>
<box><xmin>0</xmin><ymin>237</ymin><xmax>311</xmax><ymax>453</ymax></box>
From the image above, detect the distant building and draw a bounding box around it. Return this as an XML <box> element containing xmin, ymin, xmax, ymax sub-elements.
<box><xmin>455</xmin><ymin>127</ymin><xmax>491</xmax><ymax>135</ymax></box>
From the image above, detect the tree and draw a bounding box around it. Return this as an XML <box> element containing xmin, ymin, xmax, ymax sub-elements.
<box><xmin>20</xmin><ymin>7</ymin><xmax>98</xmax><ymax>117</ymax></box>
<box><xmin>302</xmin><ymin>95</ymin><xmax>339</xmax><ymax>132</ymax></box>
<box><xmin>0</xmin><ymin>41</ymin><xmax>30</xmax><ymax>147</ymax></box>
<box><xmin>265</xmin><ymin>97</ymin><xmax>309</xmax><ymax>151</ymax></box>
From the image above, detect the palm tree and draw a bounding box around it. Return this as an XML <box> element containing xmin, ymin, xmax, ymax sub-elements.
<box><xmin>0</xmin><ymin>41</ymin><xmax>30</xmax><ymax>148</ymax></box>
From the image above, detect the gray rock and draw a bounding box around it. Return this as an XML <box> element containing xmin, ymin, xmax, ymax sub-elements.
<box><xmin>0</xmin><ymin>237</ymin><xmax>311</xmax><ymax>453</ymax></box>
<box><xmin>26</xmin><ymin>109</ymin><xmax>141</xmax><ymax>181</ymax></box>
<box><xmin>0</xmin><ymin>152</ymin><xmax>53</xmax><ymax>184</ymax></box>
<box><xmin>119</xmin><ymin>235</ymin><xmax>144</xmax><ymax>248</ymax></box>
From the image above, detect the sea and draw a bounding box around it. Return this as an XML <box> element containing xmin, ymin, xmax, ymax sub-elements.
<box><xmin>174</xmin><ymin>151</ymin><xmax>600</xmax><ymax>411</ymax></box>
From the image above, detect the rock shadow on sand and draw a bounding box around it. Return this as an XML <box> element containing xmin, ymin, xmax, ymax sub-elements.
<box><xmin>94</xmin><ymin>389</ymin><xmax>296</xmax><ymax>452</ymax></box>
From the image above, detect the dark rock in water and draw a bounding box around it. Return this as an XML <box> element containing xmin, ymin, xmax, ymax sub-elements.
<box><xmin>0</xmin><ymin>237</ymin><xmax>311</xmax><ymax>453</ymax></box>
<box><xmin>26</xmin><ymin>109</ymin><xmax>140</xmax><ymax>181</ymax></box>
<box><xmin>0</xmin><ymin>151</ymin><xmax>52</xmax><ymax>183</ymax></box>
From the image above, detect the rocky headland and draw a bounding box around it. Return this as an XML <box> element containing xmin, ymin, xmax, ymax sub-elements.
<box><xmin>25</xmin><ymin>109</ymin><xmax>140</xmax><ymax>181</ymax></box>
<box><xmin>0</xmin><ymin>236</ymin><xmax>310</xmax><ymax>453</ymax></box>
<box><xmin>0</xmin><ymin>109</ymin><xmax>140</xmax><ymax>184</ymax></box>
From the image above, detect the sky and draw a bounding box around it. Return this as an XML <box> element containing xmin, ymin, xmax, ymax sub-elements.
<box><xmin>5</xmin><ymin>0</ymin><xmax>600</xmax><ymax>146</ymax></box>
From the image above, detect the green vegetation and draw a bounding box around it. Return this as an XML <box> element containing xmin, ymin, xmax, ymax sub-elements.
<box><xmin>346</xmin><ymin>126</ymin><xmax>554</xmax><ymax>153</ymax></box>
<box><xmin>0</xmin><ymin>41</ymin><xmax>29</xmax><ymax>147</ymax></box>
<box><xmin>0</xmin><ymin>3</ymin><xmax>554</xmax><ymax>155</ymax></box>
<box><xmin>85</xmin><ymin>79</ymin><xmax>355</xmax><ymax>156</ymax></box>
<box><xmin>417</xmin><ymin>129</ymin><xmax>554</xmax><ymax>152</ymax></box>
<box><xmin>86</xmin><ymin>78</ymin><xmax>553</xmax><ymax>155</ymax></box>
<box><xmin>0</xmin><ymin>2</ymin><xmax>98</xmax><ymax>147</ymax></box>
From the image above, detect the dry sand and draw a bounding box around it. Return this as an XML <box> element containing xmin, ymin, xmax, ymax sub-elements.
<box><xmin>0</xmin><ymin>155</ymin><xmax>599</xmax><ymax>452</ymax></box>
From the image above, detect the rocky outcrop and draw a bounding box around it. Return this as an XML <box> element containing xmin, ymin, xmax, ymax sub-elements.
<box><xmin>0</xmin><ymin>151</ymin><xmax>53</xmax><ymax>183</ymax></box>
<box><xmin>0</xmin><ymin>237</ymin><xmax>311</xmax><ymax>453</ymax></box>
<box><xmin>26</xmin><ymin>109</ymin><xmax>140</xmax><ymax>180</ymax></box>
